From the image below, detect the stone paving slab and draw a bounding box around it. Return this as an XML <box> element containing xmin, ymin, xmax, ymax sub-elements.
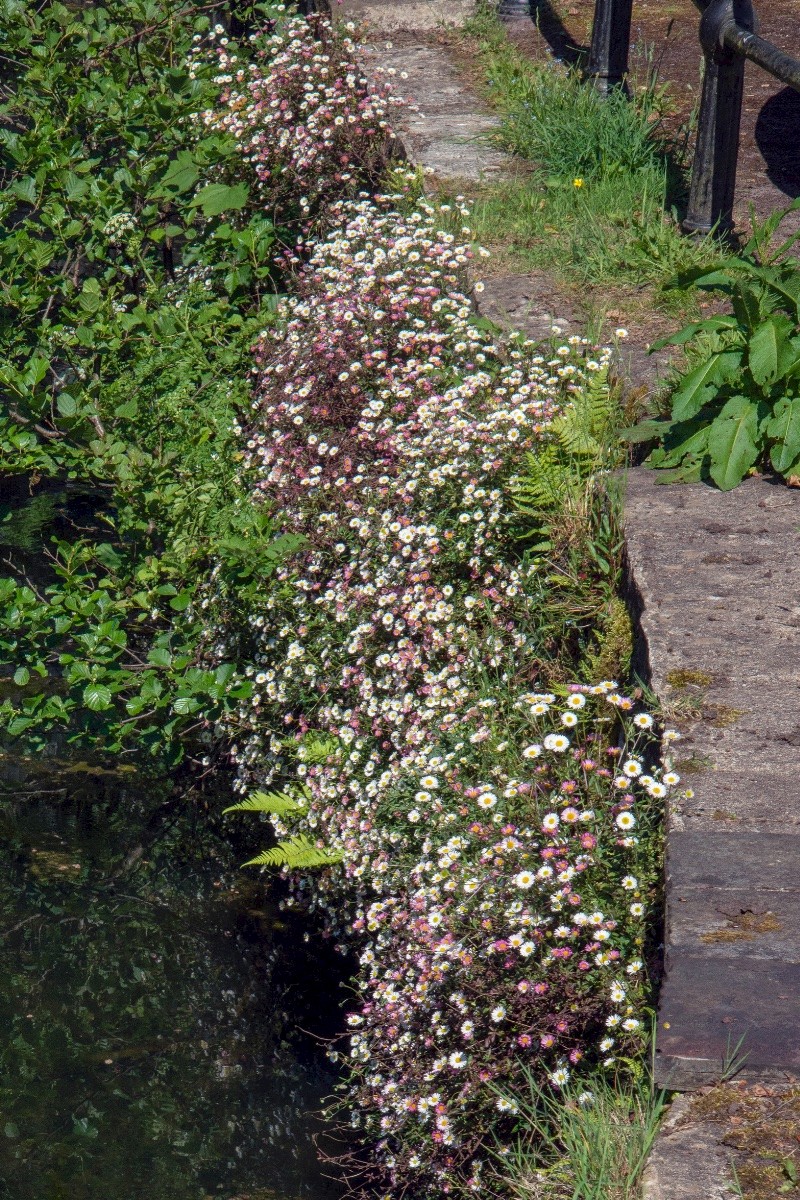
<box><xmin>337</xmin><ymin>0</ymin><xmax>477</xmax><ymax>33</ymax></box>
<box><xmin>674</xmin><ymin>769</ymin><xmax>800</xmax><ymax>833</ymax></box>
<box><xmin>641</xmin><ymin>1095</ymin><xmax>735</xmax><ymax>1200</ymax></box>
<box><xmin>474</xmin><ymin>274</ymin><xmax>580</xmax><ymax>345</ymax></box>
<box><xmin>624</xmin><ymin>468</ymin><xmax>800</xmax><ymax>1091</ymax></box>
<box><xmin>657</xmin><ymin>957</ymin><xmax>800</xmax><ymax>1088</ymax></box>
<box><xmin>668</xmin><ymin>832</ymin><xmax>800</xmax><ymax>892</ymax></box>
<box><xmin>361</xmin><ymin>42</ymin><xmax>512</xmax><ymax>182</ymax></box>
<box><xmin>669</xmin><ymin>888</ymin><xmax>800</xmax><ymax>960</ymax></box>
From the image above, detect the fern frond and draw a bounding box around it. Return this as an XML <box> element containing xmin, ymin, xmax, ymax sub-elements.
<box><xmin>243</xmin><ymin>835</ymin><xmax>343</xmax><ymax>869</ymax></box>
<box><xmin>511</xmin><ymin>369</ymin><xmax>617</xmax><ymax>522</ymax></box>
<box><xmin>223</xmin><ymin>789</ymin><xmax>305</xmax><ymax>816</ymax></box>
<box><xmin>511</xmin><ymin>444</ymin><xmax>581</xmax><ymax>514</ymax></box>
<box><xmin>299</xmin><ymin>735</ymin><xmax>340</xmax><ymax>764</ymax></box>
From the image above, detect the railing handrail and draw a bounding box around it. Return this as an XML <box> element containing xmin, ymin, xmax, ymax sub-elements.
<box><xmin>691</xmin><ymin>0</ymin><xmax>800</xmax><ymax>91</ymax></box>
<box><xmin>584</xmin><ymin>0</ymin><xmax>800</xmax><ymax>237</ymax></box>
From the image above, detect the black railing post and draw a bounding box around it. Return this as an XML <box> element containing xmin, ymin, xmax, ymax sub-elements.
<box><xmin>684</xmin><ymin>0</ymin><xmax>756</xmax><ymax>237</ymax></box>
<box><xmin>586</xmin><ymin>0</ymin><xmax>635</xmax><ymax>94</ymax></box>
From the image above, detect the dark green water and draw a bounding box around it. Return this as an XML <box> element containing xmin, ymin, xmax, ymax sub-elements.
<box><xmin>0</xmin><ymin>768</ymin><xmax>344</xmax><ymax>1200</ymax></box>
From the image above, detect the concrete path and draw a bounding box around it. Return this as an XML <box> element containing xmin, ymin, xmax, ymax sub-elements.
<box><xmin>625</xmin><ymin>468</ymin><xmax>800</xmax><ymax>1090</ymax></box>
<box><xmin>338</xmin><ymin>0</ymin><xmax>476</xmax><ymax>34</ymax></box>
<box><xmin>363</xmin><ymin>40</ymin><xmax>511</xmax><ymax>182</ymax></box>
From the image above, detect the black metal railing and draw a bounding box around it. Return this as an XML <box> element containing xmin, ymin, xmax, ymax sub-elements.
<box><xmin>585</xmin><ymin>0</ymin><xmax>800</xmax><ymax>236</ymax></box>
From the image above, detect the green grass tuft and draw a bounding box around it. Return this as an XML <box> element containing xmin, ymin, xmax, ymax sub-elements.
<box><xmin>495</xmin><ymin>1066</ymin><xmax>666</xmax><ymax>1200</ymax></box>
<box><xmin>458</xmin><ymin>5</ymin><xmax>714</xmax><ymax>294</ymax></box>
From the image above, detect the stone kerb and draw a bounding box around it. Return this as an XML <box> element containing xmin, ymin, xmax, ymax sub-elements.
<box><xmin>336</xmin><ymin>0</ymin><xmax>478</xmax><ymax>33</ymax></box>
<box><xmin>624</xmin><ymin>468</ymin><xmax>800</xmax><ymax>1091</ymax></box>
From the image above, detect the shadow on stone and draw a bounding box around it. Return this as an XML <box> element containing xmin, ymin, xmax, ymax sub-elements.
<box><xmin>754</xmin><ymin>87</ymin><xmax>800</xmax><ymax>200</ymax></box>
<box><xmin>529</xmin><ymin>0</ymin><xmax>587</xmax><ymax>67</ymax></box>
<box><xmin>621</xmin><ymin>543</ymin><xmax>652</xmax><ymax>691</ymax></box>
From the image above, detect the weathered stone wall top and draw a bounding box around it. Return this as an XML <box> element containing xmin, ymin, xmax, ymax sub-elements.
<box><xmin>336</xmin><ymin>0</ymin><xmax>478</xmax><ymax>33</ymax></box>
<box><xmin>625</xmin><ymin>467</ymin><xmax>800</xmax><ymax>1090</ymax></box>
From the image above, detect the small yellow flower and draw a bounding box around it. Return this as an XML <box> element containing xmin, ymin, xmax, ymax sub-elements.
<box><xmin>573</xmin><ymin>177</ymin><xmax>584</xmax><ymax>188</ymax></box>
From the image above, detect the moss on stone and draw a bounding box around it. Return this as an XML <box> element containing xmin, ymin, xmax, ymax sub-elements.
<box><xmin>706</xmin><ymin>704</ymin><xmax>746</xmax><ymax>729</ymax></box>
<box><xmin>686</xmin><ymin>1084</ymin><xmax>800</xmax><ymax>1200</ymax></box>
<box><xmin>582</xmin><ymin>595</ymin><xmax>633</xmax><ymax>682</ymax></box>
<box><xmin>666</xmin><ymin>668</ymin><xmax>713</xmax><ymax>690</ymax></box>
<box><xmin>674</xmin><ymin>753</ymin><xmax>714</xmax><ymax>773</ymax></box>
<box><xmin>700</xmin><ymin>910</ymin><xmax>781</xmax><ymax>944</ymax></box>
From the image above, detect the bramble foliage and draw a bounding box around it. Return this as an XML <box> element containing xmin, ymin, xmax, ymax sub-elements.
<box><xmin>640</xmin><ymin>199</ymin><xmax>800</xmax><ymax>489</ymax></box>
<box><xmin>0</xmin><ymin>0</ymin><xmax>286</xmax><ymax>763</ymax></box>
<box><xmin>0</xmin><ymin>2</ymin><xmax>400</xmax><ymax>765</ymax></box>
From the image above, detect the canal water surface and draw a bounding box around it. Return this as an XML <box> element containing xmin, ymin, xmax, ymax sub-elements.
<box><xmin>0</xmin><ymin>768</ymin><xmax>344</xmax><ymax>1200</ymax></box>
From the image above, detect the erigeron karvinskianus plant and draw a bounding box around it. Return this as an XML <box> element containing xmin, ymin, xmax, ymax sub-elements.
<box><xmin>205</xmin><ymin>179</ymin><xmax>677</xmax><ymax>1197</ymax></box>
<box><xmin>640</xmin><ymin>198</ymin><xmax>800</xmax><ymax>490</ymax></box>
<box><xmin>196</xmin><ymin>12</ymin><xmax>408</xmax><ymax>231</ymax></box>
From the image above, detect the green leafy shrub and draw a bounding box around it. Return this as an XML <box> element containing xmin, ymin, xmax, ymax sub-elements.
<box><xmin>643</xmin><ymin>199</ymin><xmax>800</xmax><ymax>489</ymax></box>
<box><xmin>0</xmin><ymin>0</ymin><xmax>297</xmax><ymax>765</ymax></box>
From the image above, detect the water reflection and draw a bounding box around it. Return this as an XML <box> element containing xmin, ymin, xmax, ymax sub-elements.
<box><xmin>0</xmin><ymin>773</ymin><xmax>344</xmax><ymax>1200</ymax></box>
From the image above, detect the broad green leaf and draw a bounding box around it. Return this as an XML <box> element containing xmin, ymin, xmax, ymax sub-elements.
<box><xmin>6</xmin><ymin>717</ymin><xmax>33</xmax><ymax>737</ymax></box>
<box><xmin>56</xmin><ymin>393</ymin><xmax>77</xmax><ymax>417</ymax></box>
<box><xmin>748</xmin><ymin>315</ymin><xmax>797</xmax><ymax>388</ymax></box>
<box><xmin>761</xmin><ymin>266</ymin><xmax>800</xmax><ymax>323</ymax></box>
<box><xmin>650</xmin><ymin>316</ymin><xmax>738</xmax><ymax>351</ymax></box>
<box><xmin>652</xmin><ymin>421</ymin><xmax>711</xmax><ymax>468</ymax></box>
<box><xmin>147</xmin><ymin>648</ymin><xmax>172</xmax><ymax>668</ymax></box>
<box><xmin>64</xmin><ymin>172</ymin><xmax>89</xmax><ymax>202</ymax></box>
<box><xmin>172</xmin><ymin>695</ymin><xmax>200</xmax><ymax>715</ymax></box>
<box><xmin>114</xmin><ymin>400</ymin><xmax>138</xmax><ymax>419</ymax></box>
<box><xmin>619</xmin><ymin>419</ymin><xmax>670</xmax><ymax>444</ymax></box>
<box><xmin>78</xmin><ymin>277</ymin><xmax>102</xmax><ymax>314</ymax></box>
<box><xmin>653</xmin><ymin>462</ymin><xmax>704</xmax><ymax>484</ymax></box>
<box><xmin>83</xmin><ymin>683</ymin><xmax>112</xmax><ymax>711</ymax></box>
<box><xmin>731</xmin><ymin>282</ymin><xmax>767</xmax><ymax>332</ymax></box>
<box><xmin>156</xmin><ymin>150</ymin><xmax>200</xmax><ymax>196</ymax></box>
<box><xmin>10</xmin><ymin>176</ymin><xmax>36</xmax><ymax>204</ymax></box>
<box><xmin>707</xmin><ymin>398</ymin><xmax>760</xmax><ymax>490</ymax></box>
<box><xmin>767</xmin><ymin>397</ymin><xmax>800</xmax><ymax>473</ymax></box>
<box><xmin>13</xmin><ymin>667</ymin><xmax>30</xmax><ymax>686</ymax></box>
<box><xmin>671</xmin><ymin>350</ymin><xmax>742</xmax><ymax>422</ymax></box>
<box><xmin>189</xmin><ymin>182</ymin><xmax>249</xmax><ymax>217</ymax></box>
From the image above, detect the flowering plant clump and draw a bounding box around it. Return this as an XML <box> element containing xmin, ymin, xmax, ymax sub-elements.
<box><xmin>207</xmin><ymin>174</ymin><xmax>679</xmax><ymax>1196</ymax></box>
<box><xmin>195</xmin><ymin>11</ymin><xmax>407</xmax><ymax>225</ymax></box>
